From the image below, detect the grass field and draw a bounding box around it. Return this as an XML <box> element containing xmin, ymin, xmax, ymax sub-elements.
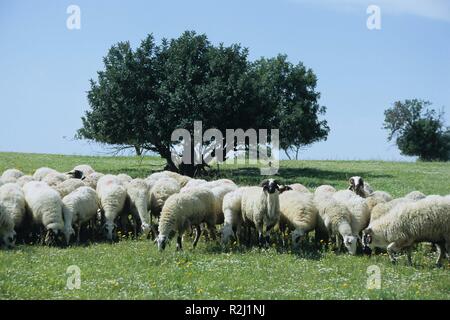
<box><xmin>0</xmin><ymin>152</ymin><xmax>449</xmax><ymax>299</ymax></box>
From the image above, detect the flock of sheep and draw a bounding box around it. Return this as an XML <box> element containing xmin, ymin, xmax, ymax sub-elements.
<box><xmin>0</xmin><ymin>165</ymin><xmax>449</xmax><ymax>266</ymax></box>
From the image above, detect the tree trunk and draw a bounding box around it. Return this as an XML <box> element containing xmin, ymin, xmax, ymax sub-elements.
<box><xmin>134</xmin><ymin>145</ymin><xmax>142</xmax><ymax>156</ymax></box>
<box><xmin>284</xmin><ymin>149</ymin><xmax>292</xmax><ymax>160</ymax></box>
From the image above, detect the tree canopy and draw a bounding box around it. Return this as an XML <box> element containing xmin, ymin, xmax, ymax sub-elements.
<box><xmin>383</xmin><ymin>99</ymin><xmax>450</xmax><ymax>161</ymax></box>
<box><xmin>78</xmin><ymin>31</ymin><xmax>329</xmax><ymax>175</ymax></box>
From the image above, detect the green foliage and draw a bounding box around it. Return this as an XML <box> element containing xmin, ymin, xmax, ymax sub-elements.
<box><xmin>384</xmin><ymin>99</ymin><xmax>450</xmax><ymax>161</ymax></box>
<box><xmin>78</xmin><ymin>31</ymin><xmax>329</xmax><ymax>173</ymax></box>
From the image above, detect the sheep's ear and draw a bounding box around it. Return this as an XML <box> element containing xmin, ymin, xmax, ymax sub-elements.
<box><xmin>349</xmin><ymin>177</ymin><xmax>354</xmax><ymax>185</ymax></box>
<box><xmin>359</xmin><ymin>177</ymin><xmax>364</xmax><ymax>186</ymax></box>
<box><xmin>273</xmin><ymin>179</ymin><xmax>281</xmax><ymax>186</ymax></box>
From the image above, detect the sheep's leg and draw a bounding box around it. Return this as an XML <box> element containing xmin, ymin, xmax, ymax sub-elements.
<box><xmin>76</xmin><ymin>225</ymin><xmax>81</xmax><ymax>245</ymax></box>
<box><xmin>246</xmin><ymin>226</ymin><xmax>252</xmax><ymax>247</ymax></box>
<box><xmin>257</xmin><ymin>225</ymin><xmax>265</xmax><ymax>248</ymax></box>
<box><xmin>279</xmin><ymin>224</ymin><xmax>286</xmax><ymax>247</ymax></box>
<box><xmin>434</xmin><ymin>243</ymin><xmax>445</xmax><ymax>267</ymax></box>
<box><xmin>176</xmin><ymin>235</ymin><xmax>183</xmax><ymax>251</ymax></box>
<box><xmin>336</xmin><ymin>235</ymin><xmax>342</xmax><ymax>252</ymax></box>
<box><xmin>193</xmin><ymin>225</ymin><xmax>202</xmax><ymax>248</ymax></box>
<box><xmin>405</xmin><ymin>246</ymin><xmax>413</xmax><ymax>266</ymax></box>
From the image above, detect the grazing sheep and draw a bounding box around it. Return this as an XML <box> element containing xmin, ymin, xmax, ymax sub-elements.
<box><xmin>348</xmin><ymin>176</ymin><xmax>373</xmax><ymax>198</ymax></box>
<box><xmin>231</xmin><ymin>179</ymin><xmax>281</xmax><ymax>247</ymax></box>
<box><xmin>82</xmin><ymin>172</ymin><xmax>104</xmax><ymax>190</ymax></box>
<box><xmin>333</xmin><ymin>190</ymin><xmax>370</xmax><ymax>236</ymax></box>
<box><xmin>369</xmin><ymin>198</ymin><xmax>413</xmax><ymax>224</ymax></box>
<box><xmin>222</xmin><ymin>188</ymin><xmax>246</xmax><ymax>244</ymax></box>
<box><xmin>1</xmin><ymin>169</ymin><xmax>24</xmax><ymax>182</ymax></box>
<box><xmin>404</xmin><ymin>191</ymin><xmax>426</xmax><ymax>201</ymax></box>
<box><xmin>279</xmin><ymin>190</ymin><xmax>318</xmax><ymax>249</ymax></box>
<box><xmin>23</xmin><ymin>181</ymin><xmax>65</xmax><ymax>246</ymax></box>
<box><xmin>0</xmin><ymin>203</ymin><xmax>15</xmax><ymax>249</ymax></box>
<box><xmin>313</xmin><ymin>190</ymin><xmax>357</xmax><ymax>255</ymax></box>
<box><xmin>96</xmin><ymin>175</ymin><xmax>127</xmax><ymax>241</ymax></box>
<box><xmin>363</xmin><ymin>196</ymin><xmax>450</xmax><ymax>266</ymax></box>
<box><xmin>161</xmin><ymin>171</ymin><xmax>191</xmax><ymax>188</ymax></box>
<box><xmin>53</xmin><ymin>178</ymin><xmax>86</xmax><ymax>198</ymax></box>
<box><xmin>33</xmin><ymin>167</ymin><xmax>59</xmax><ymax>181</ymax></box>
<box><xmin>0</xmin><ymin>183</ymin><xmax>27</xmax><ymax>228</ymax></box>
<box><xmin>365</xmin><ymin>191</ymin><xmax>393</xmax><ymax>213</ymax></box>
<box><xmin>156</xmin><ymin>188</ymin><xmax>216</xmax><ymax>251</ymax></box>
<box><xmin>62</xmin><ymin>186</ymin><xmax>99</xmax><ymax>244</ymax></box>
<box><xmin>289</xmin><ymin>183</ymin><xmax>310</xmax><ymax>193</ymax></box>
<box><xmin>16</xmin><ymin>175</ymin><xmax>34</xmax><ymax>187</ymax></box>
<box><xmin>117</xmin><ymin>173</ymin><xmax>133</xmax><ymax>185</ymax></box>
<box><xmin>42</xmin><ymin>172</ymin><xmax>68</xmax><ymax>187</ymax></box>
<box><xmin>314</xmin><ymin>185</ymin><xmax>336</xmax><ymax>197</ymax></box>
<box><xmin>0</xmin><ymin>183</ymin><xmax>26</xmax><ymax>248</ymax></box>
<box><xmin>149</xmin><ymin>177</ymin><xmax>181</xmax><ymax>219</ymax></box>
<box><xmin>125</xmin><ymin>178</ymin><xmax>151</xmax><ymax>234</ymax></box>
<box><xmin>180</xmin><ymin>179</ymin><xmax>237</xmax><ymax>224</ymax></box>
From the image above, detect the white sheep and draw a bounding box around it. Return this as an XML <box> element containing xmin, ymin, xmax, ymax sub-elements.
<box><xmin>62</xmin><ymin>186</ymin><xmax>99</xmax><ymax>244</ymax></box>
<box><xmin>125</xmin><ymin>178</ymin><xmax>151</xmax><ymax>235</ymax></box>
<box><xmin>117</xmin><ymin>173</ymin><xmax>133</xmax><ymax>185</ymax></box>
<box><xmin>33</xmin><ymin>167</ymin><xmax>59</xmax><ymax>181</ymax></box>
<box><xmin>180</xmin><ymin>179</ymin><xmax>237</xmax><ymax>224</ymax></box>
<box><xmin>223</xmin><ymin>179</ymin><xmax>281</xmax><ymax>247</ymax></box>
<box><xmin>365</xmin><ymin>191</ymin><xmax>393</xmax><ymax>213</ymax></box>
<box><xmin>404</xmin><ymin>191</ymin><xmax>426</xmax><ymax>201</ymax></box>
<box><xmin>313</xmin><ymin>190</ymin><xmax>357</xmax><ymax>254</ymax></box>
<box><xmin>289</xmin><ymin>183</ymin><xmax>310</xmax><ymax>193</ymax></box>
<box><xmin>348</xmin><ymin>176</ymin><xmax>373</xmax><ymax>198</ymax></box>
<box><xmin>161</xmin><ymin>171</ymin><xmax>191</xmax><ymax>188</ymax></box>
<box><xmin>53</xmin><ymin>178</ymin><xmax>86</xmax><ymax>198</ymax></box>
<box><xmin>363</xmin><ymin>196</ymin><xmax>450</xmax><ymax>266</ymax></box>
<box><xmin>332</xmin><ymin>190</ymin><xmax>370</xmax><ymax>236</ymax></box>
<box><xmin>42</xmin><ymin>172</ymin><xmax>69</xmax><ymax>187</ymax></box>
<box><xmin>314</xmin><ymin>185</ymin><xmax>336</xmax><ymax>197</ymax></box>
<box><xmin>16</xmin><ymin>175</ymin><xmax>34</xmax><ymax>187</ymax></box>
<box><xmin>279</xmin><ymin>190</ymin><xmax>318</xmax><ymax>249</ymax></box>
<box><xmin>1</xmin><ymin>169</ymin><xmax>24</xmax><ymax>182</ymax></box>
<box><xmin>0</xmin><ymin>183</ymin><xmax>26</xmax><ymax>248</ymax></box>
<box><xmin>82</xmin><ymin>172</ymin><xmax>104</xmax><ymax>190</ymax></box>
<box><xmin>96</xmin><ymin>175</ymin><xmax>127</xmax><ymax>241</ymax></box>
<box><xmin>149</xmin><ymin>177</ymin><xmax>181</xmax><ymax>219</ymax></box>
<box><xmin>23</xmin><ymin>181</ymin><xmax>66</xmax><ymax>245</ymax></box>
<box><xmin>156</xmin><ymin>188</ymin><xmax>216</xmax><ymax>251</ymax></box>
<box><xmin>222</xmin><ymin>188</ymin><xmax>246</xmax><ymax>244</ymax></box>
<box><xmin>369</xmin><ymin>197</ymin><xmax>413</xmax><ymax>224</ymax></box>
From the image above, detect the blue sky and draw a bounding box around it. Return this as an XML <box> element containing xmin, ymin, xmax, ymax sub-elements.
<box><xmin>0</xmin><ymin>0</ymin><xmax>449</xmax><ymax>160</ymax></box>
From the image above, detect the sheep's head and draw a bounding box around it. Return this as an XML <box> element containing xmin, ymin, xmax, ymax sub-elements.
<box><xmin>67</xmin><ymin>169</ymin><xmax>84</xmax><ymax>180</ymax></box>
<box><xmin>156</xmin><ymin>234</ymin><xmax>168</xmax><ymax>251</ymax></box>
<box><xmin>63</xmin><ymin>226</ymin><xmax>76</xmax><ymax>246</ymax></box>
<box><xmin>221</xmin><ymin>224</ymin><xmax>235</xmax><ymax>245</ymax></box>
<box><xmin>1</xmin><ymin>230</ymin><xmax>16</xmax><ymax>249</ymax></box>
<box><xmin>291</xmin><ymin>229</ymin><xmax>305</xmax><ymax>249</ymax></box>
<box><xmin>260</xmin><ymin>179</ymin><xmax>280</xmax><ymax>194</ymax></box>
<box><xmin>45</xmin><ymin>228</ymin><xmax>65</xmax><ymax>247</ymax></box>
<box><xmin>348</xmin><ymin>176</ymin><xmax>365</xmax><ymax>197</ymax></box>
<box><xmin>362</xmin><ymin>228</ymin><xmax>374</xmax><ymax>255</ymax></box>
<box><xmin>343</xmin><ymin>235</ymin><xmax>357</xmax><ymax>255</ymax></box>
<box><xmin>102</xmin><ymin>222</ymin><xmax>117</xmax><ymax>242</ymax></box>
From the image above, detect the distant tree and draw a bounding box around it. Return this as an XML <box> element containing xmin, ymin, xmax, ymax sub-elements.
<box><xmin>383</xmin><ymin>99</ymin><xmax>450</xmax><ymax>161</ymax></box>
<box><xmin>78</xmin><ymin>31</ymin><xmax>329</xmax><ymax>175</ymax></box>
